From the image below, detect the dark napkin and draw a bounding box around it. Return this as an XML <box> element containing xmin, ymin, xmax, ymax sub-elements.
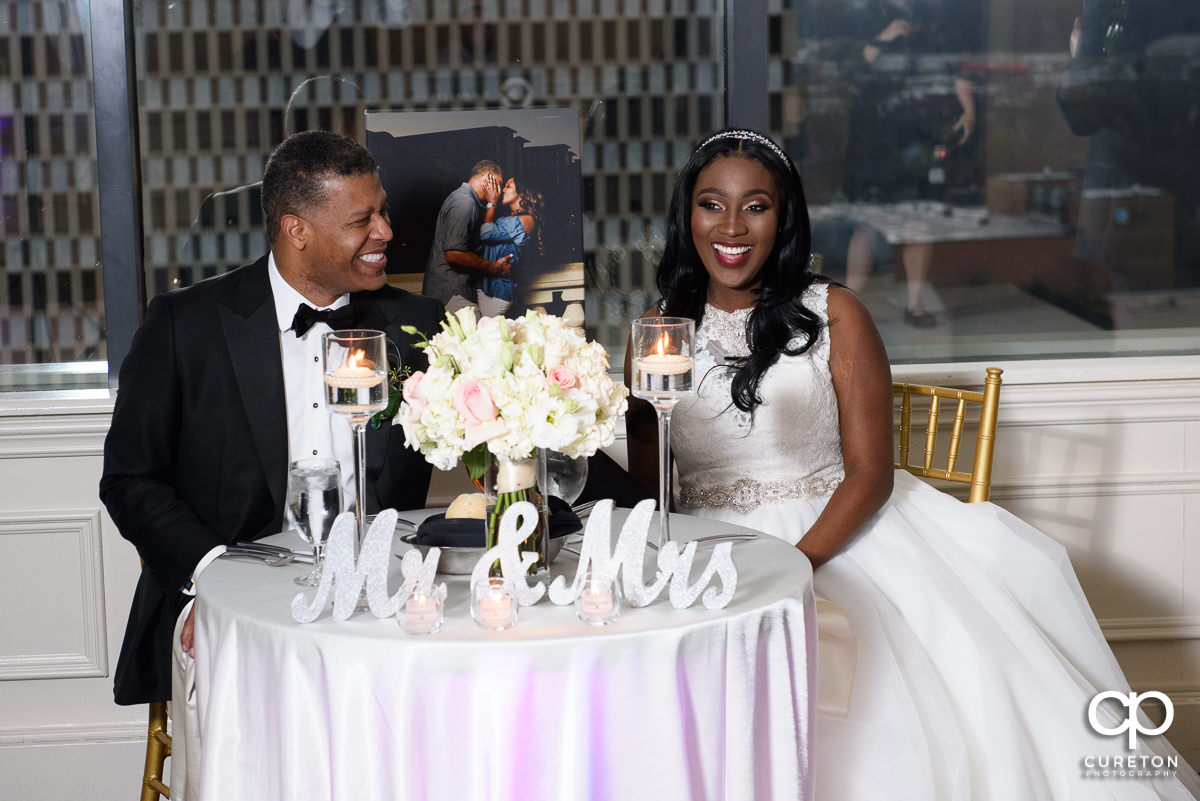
<box><xmin>414</xmin><ymin>496</ymin><xmax>581</xmax><ymax>547</ymax></box>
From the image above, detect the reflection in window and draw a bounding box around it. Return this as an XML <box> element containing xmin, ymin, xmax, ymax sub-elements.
<box><xmin>778</xmin><ymin>0</ymin><xmax>1200</xmax><ymax>362</ymax></box>
<box><xmin>0</xmin><ymin>3</ymin><xmax>104</xmax><ymax>384</ymax></box>
<box><xmin>136</xmin><ymin>3</ymin><xmax>726</xmax><ymax>359</ymax></box>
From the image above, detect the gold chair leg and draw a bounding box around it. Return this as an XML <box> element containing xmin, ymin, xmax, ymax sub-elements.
<box><xmin>141</xmin><ymin>700</ymin><xmax>171</xmax><ymax>800</ymax></box>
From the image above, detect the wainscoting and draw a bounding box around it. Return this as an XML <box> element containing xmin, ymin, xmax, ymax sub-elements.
<box><xmin>1</xmin><ymin>355</ymin><xmax>1197</xmax><ymax>798</ymax></box>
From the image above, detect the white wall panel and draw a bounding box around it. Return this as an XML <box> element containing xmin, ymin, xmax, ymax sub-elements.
<box><xmin>1002</xmin><ymin>491</ymin><xmax>1186</xmax><ymax>621</ymax></box>
<box><xmin>0</xmin><ymin>511</ymin><xmax>107</xmax><ymax>679</ymax></box>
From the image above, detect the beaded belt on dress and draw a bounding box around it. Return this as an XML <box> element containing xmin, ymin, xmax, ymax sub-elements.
<box><xmin>678</xmin><ymin>474</ymin><xmax>842</xmax><ymax>514</ymax></box>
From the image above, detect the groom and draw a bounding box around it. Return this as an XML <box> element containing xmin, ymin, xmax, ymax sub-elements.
<box><xmin>100</xmin><ymin>130</ymin><xmax>444</xmax><ymax>711</ymax></box>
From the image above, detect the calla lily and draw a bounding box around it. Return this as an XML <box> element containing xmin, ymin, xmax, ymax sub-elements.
<box><xmin>455</xmin><ymin>307</ymin><xmax>477</xmax><ymax>337</ymax></box>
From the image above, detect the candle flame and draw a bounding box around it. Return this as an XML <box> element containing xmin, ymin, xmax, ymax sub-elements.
<box><xmin>655</xmin><ymin>333</ymin><xmax>668</xmax><ymax>357</ymax></box>
<box><xmin>348</xmin><ymin>349</ymin><xmax>365</xmax><ymax>369</ymax></box>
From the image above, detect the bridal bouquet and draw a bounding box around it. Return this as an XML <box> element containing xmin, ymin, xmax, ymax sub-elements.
<box><xmin>398</xmin><ymin>308</ymin><xmax>629</xmax><ymax>480</ymax></box>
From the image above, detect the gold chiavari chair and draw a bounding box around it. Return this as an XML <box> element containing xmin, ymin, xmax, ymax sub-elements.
<box><xmin>139</xmin><ymin>557</ymin><xmax>171</xmax><ymax>800</ymax></box>
<box><xmin>141</xmin><ymin>700</ymin><xmax>171</xmax><ymax>799</ymax></box>
<box><xmin>893</xmin><ymin>367</ymin><xmax>1004</xmax><ymax>502</ymax></box>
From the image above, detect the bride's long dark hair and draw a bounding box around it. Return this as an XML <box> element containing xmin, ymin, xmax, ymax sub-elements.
<box><xmin>656</xmin><ymin>128</ymin><xmax>825</xmax><ymax>413</ymax></box>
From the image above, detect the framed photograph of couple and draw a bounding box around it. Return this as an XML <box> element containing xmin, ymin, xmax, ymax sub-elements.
<box><xmin>365</xmin><ymin>108</ymin><xmax>584</xmax><ymax>324</ymax></box>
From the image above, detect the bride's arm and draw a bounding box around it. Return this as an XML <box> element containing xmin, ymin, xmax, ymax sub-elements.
<box><xmin>797</xmin><ymin>286</ymin><xmax>894</xmax><ymax>568</ymax></box>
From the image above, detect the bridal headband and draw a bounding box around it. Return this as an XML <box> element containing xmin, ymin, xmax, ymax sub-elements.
<box><xmin>696</xmin><ymin>129</ymin><xmax>791</xmax><ymax>168</ymax></box>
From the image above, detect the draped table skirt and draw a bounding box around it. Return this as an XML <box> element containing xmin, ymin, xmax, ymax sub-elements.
<box><xmin>193</xmin><ymin>509</ymin><xmax>816</xmax><ymax>801</ymax></box>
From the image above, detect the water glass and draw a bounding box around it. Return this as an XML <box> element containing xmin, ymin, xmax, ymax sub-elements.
<box><xmin>286</xmin><ymin>458</ymin><xmax>342</xmax><ymax>586</ymax></box>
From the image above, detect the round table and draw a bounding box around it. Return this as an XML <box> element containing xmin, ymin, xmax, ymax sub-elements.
<box><xmin>193</xmin><ymin>509</ymin><xmax>815</xmax><ymax>801</ymax></box>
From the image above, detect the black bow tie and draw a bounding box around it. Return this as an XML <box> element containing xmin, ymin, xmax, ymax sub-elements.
<box><xmin>291</xmin><ymin>303</ymin><xmax>355</xmax><ymax>337</ymax></box>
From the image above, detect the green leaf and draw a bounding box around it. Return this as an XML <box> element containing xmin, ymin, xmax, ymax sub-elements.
<box><xmin>369</xmin><ymin>388</ymin><xmax>403</xmax><ymax>429</ymax></box>
<box><xmin>462</xmin><ymin>444</ymin><xmax>493</xmax><ymax>481</ymax></box>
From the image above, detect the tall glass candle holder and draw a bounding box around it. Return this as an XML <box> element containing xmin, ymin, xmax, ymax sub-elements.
<box><xmin>322</xmin><ymin>329</ymin><xmax>389</xmax><ymax>552</ymax></box>
<box><xmin>630</xmin><ymin>317</ymin><xmax>695</xmax><ymax>547</ymax></box>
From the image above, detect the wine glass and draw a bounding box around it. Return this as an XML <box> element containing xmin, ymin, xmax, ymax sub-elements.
<box><xmin>545</xmin><ymin>450</ymin><xmax>589</xmax><ymax>506</ymax></box>
<box><xmin>630</xmin><ymin>317</ymin><xmax>695</xmax><ymax>548</ymax></box>
<box><xmin>322</xmin><ymin>330</ymin><xmax>389</xmax><ymax>551</ymax></box>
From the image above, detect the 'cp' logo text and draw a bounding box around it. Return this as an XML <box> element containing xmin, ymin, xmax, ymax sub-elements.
<box><xmin>1087</xmin><ymin>691</ymin><xmax>1173</xmax><ymax>749</ymax></box>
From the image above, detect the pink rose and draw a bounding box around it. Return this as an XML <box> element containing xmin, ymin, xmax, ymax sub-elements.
<box><xmin>453</xmin><ymin>379</ymin><xmax>498</xmax><ymax>426</ymax></box>
<box><xmin>546</xmin><ymin>366</ymin><xmax>578</xmax><ymax>390</ymax></box>
<box><xmin>402</xmin><ymin>371</ymin><xmax>428</xmax><ymax>418</ymax></box>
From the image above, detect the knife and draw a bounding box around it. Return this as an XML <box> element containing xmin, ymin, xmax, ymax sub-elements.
<box><xmin>231</xmin><ymin>541</ymin><xmax>315</xmax><ymax>563</ymax></box>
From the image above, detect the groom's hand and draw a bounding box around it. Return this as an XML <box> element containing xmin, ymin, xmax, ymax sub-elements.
<box><xmin>490</xmin><ymin>254</ymin><xmax>514</xmax><ymax>275</ymax></box>
<box><xmin>181</xmin><ymin>606</ymin><xmax>196</xmax><ymax>658</ymax></box>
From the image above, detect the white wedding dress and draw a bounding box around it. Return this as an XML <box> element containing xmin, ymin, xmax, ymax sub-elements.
<box><xmin>671</xmin><ymin>283</ymin><xmax>1200</xmax><ymax>800</ymax></box>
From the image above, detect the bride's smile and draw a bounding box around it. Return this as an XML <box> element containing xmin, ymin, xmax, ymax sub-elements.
<box><xmin>690</xmin><ymin>154</ymin><xmax>779</xmax><ymax>307</ymax></box>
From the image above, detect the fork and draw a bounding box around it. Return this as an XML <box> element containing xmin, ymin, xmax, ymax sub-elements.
<box><xmin>646</xmin><ymin>532</ymin><xmax>757</xmax><ymax>551</ymax></box>
<box><xmin>223</xmin><ymin>547</ymin><xmax>304</xmax><ymax>565</ymax></box>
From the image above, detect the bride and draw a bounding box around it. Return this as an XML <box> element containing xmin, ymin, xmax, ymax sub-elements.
<box><xmin>626</xmin><ymin>128</ymin><xmax>1200</xmax><ymax>800</ymax></box>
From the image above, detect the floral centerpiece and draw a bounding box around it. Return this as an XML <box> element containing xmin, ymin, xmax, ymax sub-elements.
<box><xmin>398</xmin><ymin>308</ymin><xmax>629</xmax><ymax>562</ymax></box>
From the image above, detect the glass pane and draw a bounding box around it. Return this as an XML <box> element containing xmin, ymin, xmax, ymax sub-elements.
<box><xmin>775</xmin><ymin>0</ymin><xmax>1200</xmax><ymax>362</ymax></box>
<box><xmin>0</xmin><ymin>3</ymin><xmax>105</xmax><ymax>390</ymax></box>
<box><xmin>133</xmin><ymin>1</ymin><xmax>727</xmax><ymax>363</ymax></box>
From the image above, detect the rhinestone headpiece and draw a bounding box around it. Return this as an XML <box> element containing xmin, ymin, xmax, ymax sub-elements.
<box><xmin>696</xmin><ymin>129</ymin><xmax>791</xmax><ymax>168</ymax></box>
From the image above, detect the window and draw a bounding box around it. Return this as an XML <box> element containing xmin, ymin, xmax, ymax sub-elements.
<box><xmin>0</xmin><ymin>2</ymin><xmax>105</xmax><ymax>390</ymax></box>
<box><xmin>775</xmin><ymin>0</ymin><xmax>1200</xmax><ymax>362</ymax></box>
<box><xmin>3</xmin><ymin>2</ymin><xmax>1196</xmax><ymax>392</ymax></box>
<box><xmin>134</xmin><ymin>1</ymin><xmax>728</xmax><ymax>362</ymax></box>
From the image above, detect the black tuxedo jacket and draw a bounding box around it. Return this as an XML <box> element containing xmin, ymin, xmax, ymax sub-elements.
<box><xmin>101</xmin><ymin>256</ymin><xmax>444</xmax><ymax>705</ymax></box>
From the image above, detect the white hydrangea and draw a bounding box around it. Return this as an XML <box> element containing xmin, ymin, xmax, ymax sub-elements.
<box><xmin>398</xmin><ymin>310</ymin><xmax>629</xmax><ymax>472</ymax></box>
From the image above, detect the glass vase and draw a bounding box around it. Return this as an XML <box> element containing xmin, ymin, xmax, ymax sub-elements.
<box><xmin>484</xmin><ymin>450</ymin><xmax>551</xmax><ymax>577</ymax></box>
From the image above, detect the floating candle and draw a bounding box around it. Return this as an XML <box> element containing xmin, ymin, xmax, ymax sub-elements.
<box><xmin>635</xmin><ymin>353</ymin><xmax>694</xmax><ymax>376</ymax></box>
<box><xmin>324</xmin><ymin>349</ymin><xmax>384</xmax><ymax>388</ymax></box>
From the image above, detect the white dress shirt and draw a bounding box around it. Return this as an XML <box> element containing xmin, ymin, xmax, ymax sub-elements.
<box><xmin>267</xmin><ymin>253</ymin><xmax>356</xmax><ymax>505</ymax></box>
<box><xmin>190</xmin><ymin>255</ymin><xmax>358</xmax><ymax>590</ymax></box>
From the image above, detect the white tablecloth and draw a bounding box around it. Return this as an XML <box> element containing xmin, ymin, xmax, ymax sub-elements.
<box><xmin>193</xmin><ymin>509</ymin><xmax>816</xmax><ymax>801</ymax></box>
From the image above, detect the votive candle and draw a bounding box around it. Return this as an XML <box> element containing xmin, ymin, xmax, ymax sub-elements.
<box><xmin>576</xmin><ymin>572</ymin><xmax>621</xmax><ymax>626</ymax></box>
<box><xmin>473</xmin><ymin>577</ymin><xmax>517</xmax><ymax>631</ymax></box>
<box><xmin>403</xmin><ymin>589</ymin><xmax>442</xmax><ymax>635</ymax></box>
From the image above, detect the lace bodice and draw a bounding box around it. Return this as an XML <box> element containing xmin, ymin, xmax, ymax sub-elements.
<box><xmin>671</xmin><ymin>283</ymin><xmax>844</xmax><ymax>511</ymax></box>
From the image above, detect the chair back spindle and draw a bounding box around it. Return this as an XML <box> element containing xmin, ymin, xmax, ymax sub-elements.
<box><xmin>893</xmin><ymin>367</ymin><xmax>1003</xmax><ymax>503</ymax></box>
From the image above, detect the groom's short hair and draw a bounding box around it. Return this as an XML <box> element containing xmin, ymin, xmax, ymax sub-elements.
<box><xmin>469</xmin><ymin>159</ymin><xmax>502</xmax><ymax>179</ymax></box>
<box><xmin>261</xmin><ymin>129</ymin><xmax>379</xmax><ymax>242</ymax></box>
